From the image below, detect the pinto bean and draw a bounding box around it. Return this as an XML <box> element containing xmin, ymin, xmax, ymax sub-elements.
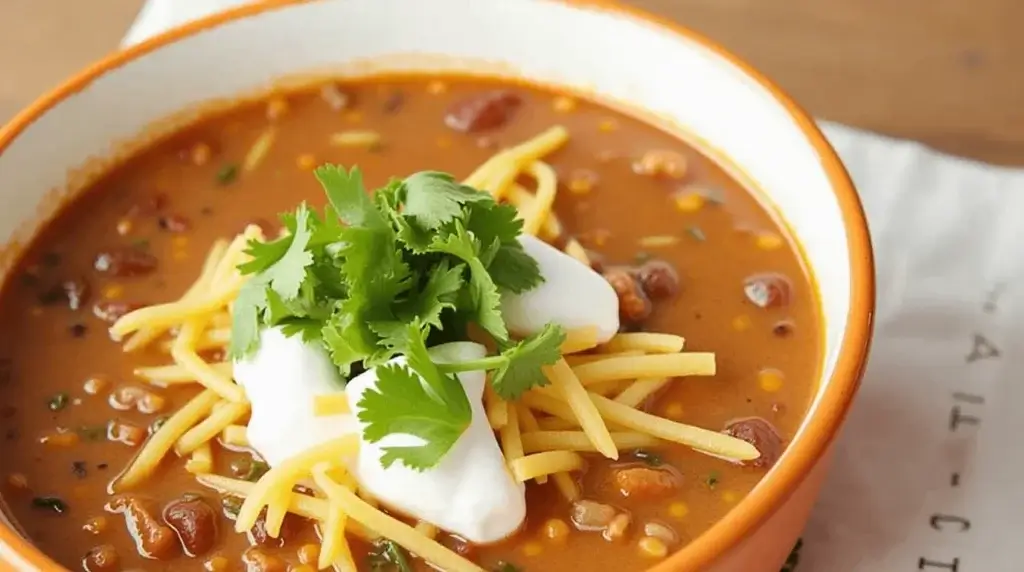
<box><xmin>106</xmin><ymin>496</ymin><xmax>178</xmax><ymax>559</ymax></box>
<box><xmin>603</xmin><ymin>268</ymin><xmax>652</xmax><ymax>323</ymax></box>
<box><xmin>743</xmin><ymin>273</ymin><xmax>791</xmax><ymax>309</ymax></box>
<box><xmin>94</xmin><ymin>248</ymin><xmax>158</xmax><ymax>277</ymax></box>
<box><xmin>444</xmin><ymin>90</ymin><xmax>522</xmax><ymax>133</ymax></box>
<box><xmin>242</xmin><ymin>548</ymin><xmax>287</xmax><ymax>572</ymax></box>
<box><xmin>163</xmin><ymin>495</ymin><xmax>218</xmax><ymax>556</ymax></box>
<box><xmin>93</xmin><ymin>301</ymin><xmax>143</xmax><ymax>323</ymax></box>
<box><xmin>613</xmin><ymin>467</ymin><xmax>680</xmax><ymax>499</ymax></box>
<box><xmin>635</xmin><ymin>260</ymin><xmax>680</xmax><ymax>300</ymax></box>
<box><xmin>82</xmin><ymin>544</ymin><xmax>119</xmax><ymax>572</ymax></box>
<box><xmin>570</xmin><ymin>500</ymin><xmax>617</xmax><ymax>531</ymax></box>
<box><xmin>724</xmin><ymin>417</ymin><xmax>784</xmax><ymax>469</ymax></box>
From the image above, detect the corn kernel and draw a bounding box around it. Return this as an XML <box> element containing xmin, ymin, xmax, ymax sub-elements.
<box><xmin>83</xmin><ymin>516</ymin><xmax>108</xmax><ymax>534</ymax></box>
<box><xmin>102</xmin><ymin>284</ymin><xmax>123</xmax><ymax>300</ymax></box>
<box><xmin>205</xmin><ymin>556</ymin><xmax>230</xmax><ymax>572</ymax></box>
<box><xmin>542</xmin><ymin>518</ymin><xmax>570</xmax><ymax>544</ymax></box>
<box><xmin>755</xmin><ymin>232</ymin><xmax>784</xmax><ymax>251</ymax></box>
<box><xmin>663</xmin><ymin>402</ymin><xmax>684</xmax><ymax>420</ymax></box>
<box><xmin>673</xmin><ymin>191</ymin><xmax>705</xmax><ymax>213</ymax></box>
<box><xmin>522</xmin><ymin>541</ymin><xmax>543</xmax><ymax>556</ymax></box>
<box><xmin>732</xmin><ymin>315</ymin><xmax>752</xmax><ymax>332</ymax></box>
<box><xmin>553</xmin><ymin>96</ymin><xmax>578</xmax><ymax>113</ymax></box>
<box><xmin>721</xmin><ymin>490</ymin><xmax>740</xmax><ymax>504</ymax></box>
<box><xmin>638</xmin><ymin>536</ymin><xmax>669</xmax><ymax>559</ymax></box>
<box><xmin>604</xmin><ymin>513</ymin><xmax>631</xmax><ymax>542</ymax></box>
<box><xmin>266</xmin><ymin>96</ymin><xmax>289</xmax><ymax>120</ymax></box>
<box><xmin>758</xmin><ymin>369</ymin><xmax>784</xmax><ymax>393</ymax></box>
<box><xmin>598</xmin><ymin>118</ymin><xmax>619</xmax><ymax>132</ymax></box>
<box><xmin>296</xmin><ymin>154</ymin><xmax>317</xmax><ymax>171</ymax></box>
<box><xmin>41</xmin><ymin>430</ymin><xmax>79</xmax><ymax>447</ymax></box>
<box><xmin>668</xmin><ymin>502</ymin><xmax>689</xmax><ymax>519</ymax></box>
<box><xmin>190</xmin><ymin>143</ymin><xmax>212</xmax><ymax>166</ymax></box>
<box><xmin>296</xmin><ymin>544</ymin><xmax>319</xmax><ymax>565</ymax></box>
<box><xmin>568</xmin><ymin>169</ymin><xmax>598</xmax><ymax>194</ymax></box>
<box><xmin>427</xmin><ymin>80</ymin><xmax>448</xmax><ymax>95</ymax></box>
<box><xmin>343</xmin><ymin>110</ymin><xmax>363</xmax><ymax>123</ymax></box>
<box><xmin>172</xmin><ymin>236</ymin><xmax>189</xmax><ymax>248</ymax></box>
<box><xmin>116</xmin><ymin>218</ymin><xmax>132</xmax><ymax>236</ymax></box>
<box><xmin>7</xmin><ymin>473</ymin><xmax>28</xmax><ymax>489</ymax></box>
<box><xmin>138</xmin><ymin>392</ymin><xmax>167</xmax><ymax>415</ymax></box>
<box><xmin>83</xmin><ymin>377</ymin><xmax>109</xmax><ymax>396</ymax></box>
<box><xmin>436</xmin><ymin>136</ymin><xmax>452</xmax><ymax>149</ymax></box>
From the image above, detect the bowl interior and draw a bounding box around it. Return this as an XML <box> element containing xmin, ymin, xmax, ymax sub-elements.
<box><xmin>0</xmin><ymin>0</ymin><xmax>861</xmax><ymax>568</ymax></box>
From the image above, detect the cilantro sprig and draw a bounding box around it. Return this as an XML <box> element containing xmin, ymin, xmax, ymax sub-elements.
<box><xmin>230</xmin><ymin>165</ymin><xmax>565</xmax><ymax>470</ymax></box>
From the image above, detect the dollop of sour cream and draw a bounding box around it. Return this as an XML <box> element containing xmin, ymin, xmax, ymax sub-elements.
<box><xmin>234</xmin><ymin>329</ymin><xmax>525</xmax><ymax>544</ymax></box>
<box><xmin>501</xmin><ymin>234</ymin><xmax>620</xmax><ymax>343</ymax></box>
<box><xmin>345</xmin><ymin>342</ymin><xmax>526</xmax><ymax>544</ymax></box>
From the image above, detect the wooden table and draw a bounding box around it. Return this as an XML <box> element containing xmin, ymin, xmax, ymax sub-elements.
<box><xmin>2</xmin><ymin>0</ymin><xmax>1021</xmax><ymax>164</ymax></box>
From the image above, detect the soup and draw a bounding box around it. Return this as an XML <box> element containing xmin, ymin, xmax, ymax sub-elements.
<box><xmin>0</xmin><ymin>76</ymin><xmax>819</xmax><ymax>572</ymax></box>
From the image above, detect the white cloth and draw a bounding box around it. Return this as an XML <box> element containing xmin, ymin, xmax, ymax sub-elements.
<box><xmin>126</xmin><ymin>2</ymin><xmax>1024</xmax><ymax>570</ymax></box>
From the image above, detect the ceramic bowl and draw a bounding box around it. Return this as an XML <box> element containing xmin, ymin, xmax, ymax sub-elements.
<box><xmin>0</xmin><ymin>1</ymin><xmax>874</xmax><ymax>570</ymax></box>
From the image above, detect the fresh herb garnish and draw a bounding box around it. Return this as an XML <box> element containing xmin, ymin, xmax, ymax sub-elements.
<box><xmin>367</xmin><ymin>539</ymin><xmax>413</xmax><ymax>572</ymax></box>
<box><xmin>230</xmin><ymin>165</ymin><xmax>563</xmax><ymax>470</ymax></box>
<box><xmin>216</xmin><ymin>164</ymin><xmax>239</xmax><ymax>185</ymax></box>
<box><xmin>242</xmin><ymin>459</ymin><xmax>270</xmax><ymax>482</ymax></box>
<box><xmin>48</xmin><ymin>393</ymin><xmax>69</xmax><ymax>412</ymax></box>
<box><xmin>76</xmin><ymin>424</ymin><xmax>107</xmax><ymax>441</ymax></box>
<box><xmin>632</xmin><ymin>449</ymin><xmax>662</xmax><ymax>467</ymax></box>
<box><xmin>31</xmin><ymin>496</ymin><xmax>67</xmax><ymax>514</ymax></box>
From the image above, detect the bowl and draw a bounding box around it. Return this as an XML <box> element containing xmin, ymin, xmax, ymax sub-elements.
<box><xmin>0</xmin><ymin>1</ymin><xmax>874</xmax><ymax>570</ymax></box>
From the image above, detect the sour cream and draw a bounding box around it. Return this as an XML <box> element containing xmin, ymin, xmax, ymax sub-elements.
<box><xmin>346</xmin><ymin>342</ymin><xmax>526</xmax><ymax>544</ymax></box>
<box><xmin>500</xmin><ymin>234</ymin><xmax>620</xmax><ymax>343</ymax></box>
<box><xmin>233</xmin><ymin>327</ymin><xmax>357</xmax><ymax>467</ymax></box>
<box><xmin>234</xmin><ymin>330</ymin><xmax>526</xmax><ymax>544</ymax></box>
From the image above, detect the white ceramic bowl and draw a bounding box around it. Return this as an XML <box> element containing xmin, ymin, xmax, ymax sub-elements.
<box><xmin>0</xmin><ymin>1</ymin><xmax>874</xmax><ymax>570</ymax></box>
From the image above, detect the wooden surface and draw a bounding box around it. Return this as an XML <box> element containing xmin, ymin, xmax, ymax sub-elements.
<box><xmin>0</xmin><ymin>0</ymin><xmax>1021</xmax><ymax>164</ymax></box>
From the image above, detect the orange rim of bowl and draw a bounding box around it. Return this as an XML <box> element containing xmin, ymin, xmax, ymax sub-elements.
<box><xmin>0</xmin><ymin>1</ymin><xmax>875</xmax><ymax>570</ymax></box>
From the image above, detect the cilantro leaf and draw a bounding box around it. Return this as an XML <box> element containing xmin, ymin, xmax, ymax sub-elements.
<box><xmin>315</xmin><ymin>165</ymin><xmax>387</xmax><ymax>230</ymax></box>
<box><xmin>403</xmin><ymin>171</ymin><xmax>490</xmax><ymax>229</ymax></box>
<box><xmin>464</xmin><ymin>200</ymin><xmax>523</xmax><ymax>253</ymax></box>
<box><xmin>488</xmin><ymin>243</ymin><xmax>543</xmax><ymax>294</ymax></box>
<box><xmin>356</xmin><ymin>323</ymin><xmax>472</xmax><ymax>470</ymax></box>
<box><xmin>428</xmin><ymin>222</ymin><xmax>507</xmax><ymax>341</ymax></box>
<box><xmin>229</xmin><ymin>278</ymin><xmax>269</xmax><ymax>358</ymax></box>
<box><xmin>263</xmin><ymin>204</ymin><xmax>315</xmax><ymax>300</ymax></box>
<box><xmin>490</xmin><ymin>323</ymin><xmax>566</xmax><ymax>399</ymax></box>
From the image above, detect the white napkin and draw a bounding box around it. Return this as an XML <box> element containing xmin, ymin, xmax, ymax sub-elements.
<box><xmin>126</xmin><ymin>2</ymin><xmax>1024</xmax><ymax>571</ymax></box>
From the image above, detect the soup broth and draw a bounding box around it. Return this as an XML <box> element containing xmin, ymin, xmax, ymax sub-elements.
<box><xmin>0</xmin><ymin>76</ymin><xmax>819</xmax><ymax>572</ymax></box>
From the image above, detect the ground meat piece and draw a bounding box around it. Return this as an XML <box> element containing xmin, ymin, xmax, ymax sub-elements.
<box><xmin>603</xmin><ymin>268</ymin><xmax>652</xmax><ymax>323</ymax></box>
<box><xmin>613</xmin><ymin>467</ymin><xmax>680</xmax><ymax>499</ymax></box>
<box><xmin>635</xmin><ymin>260</ymin><xmax>680</xmax><ymax>300</ymax></box>
<box><xmin>163</xmin><ymin>495</ymin><xmax>218</xmax><ymax>556</ymax></box>
<box><xmin>570</xmin><ymin>500</ymin><xmax>617</xmax><ymax>531</ymax></box>
<box><xmin>444</xmin><ymin>90</ymin><xmax>522</xmax><ymax>133</ymax></box>
<box><xmin>724</xmin><ymin>417</ymin><xmax>785</xmax><ymax>469</ymax></box>
<box><xmin>106</xmin><ymin>496</ymin><xmax>178</xmax><ymax>559</ymax></box>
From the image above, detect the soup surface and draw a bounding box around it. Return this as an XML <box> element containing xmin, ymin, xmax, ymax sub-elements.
<box><xmin>0</xmin><ymin>76</ymin><xmax>819</xmax><ymax>571</ymax></box>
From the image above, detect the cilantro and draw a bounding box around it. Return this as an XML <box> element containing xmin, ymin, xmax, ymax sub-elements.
<box><xmin>367</xmin><ymin>539</ymin><xmax>412</xmax><ymax>572</ymax></box>
<box><xmin>216</xmin><ymin>164</ymin><xmax>238</xmax><ymax>185</ymax></box>
<box><xmin>229</xmin><ymin>164</ymin><xmax>564</xmax><ymax>470</ymax></box>
<box><xmin>357</xmin><ymin>323</ymin><xmax>472</xmax><ymax>470</ymax></box>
